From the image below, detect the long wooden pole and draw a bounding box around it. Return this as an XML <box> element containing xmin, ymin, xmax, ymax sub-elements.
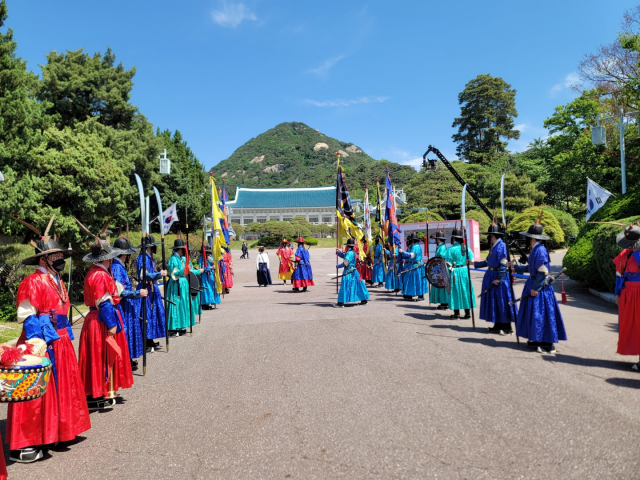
<box><xmin>186</xmin><ymin>206</ymin><xmax>193</xmax><ymax>337</ymax></box>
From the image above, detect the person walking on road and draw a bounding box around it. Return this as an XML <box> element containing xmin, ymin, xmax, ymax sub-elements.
<box><xmin>334</xmin><ymin>238</ymin><xmax>369</xmax><ymax>307</ymax></box>
<box><xmin>256</xmin><ymin>247</ymin><xmax>273</xmax><ymax>286</ymax></box>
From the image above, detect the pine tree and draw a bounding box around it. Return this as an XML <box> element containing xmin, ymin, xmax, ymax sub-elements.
<box><xmin>452</xmin><ymin>74</ymin><xmax>520</xmax><ymax>163</ymax></box>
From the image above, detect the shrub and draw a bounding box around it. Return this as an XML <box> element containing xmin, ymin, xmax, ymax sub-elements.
<box><xmin>508</xmin><ymin>207</ymin><xmax>565</xmax><ymax>248</ymax></box>
<box><xmin>541</xmin><ymin>206</ymin><xmax>579</xmax><ymax>241</ymax></box>
<box><xmin>304</xmin><ymin>236</ymin><xmax>318</xmax><ymax>246</ymax></box>
<box><xmin>563</xmin><ymin>227</ymin><xmax>607</xmax><ymax>290</ymax></box>
<box><xmin>465</xmin><ymin>210</ymin><xmax>490</xmax><ymax>236</ymax></box>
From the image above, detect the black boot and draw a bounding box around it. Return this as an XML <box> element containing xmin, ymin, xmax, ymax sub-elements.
<box><xmin>462</xmin><ymin>309</ymin><xmax>471</xmax><ymax>319</ymax></box>
<box><xmin>450</xmin><ymin>309</ymin><xmax>460</xmax><ymax>320</ymax></box>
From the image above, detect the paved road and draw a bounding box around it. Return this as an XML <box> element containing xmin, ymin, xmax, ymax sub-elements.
<box><xmin>2</xmin><ymin>248</ymin><xmax>638</xmax><ymax>479</ymax></box>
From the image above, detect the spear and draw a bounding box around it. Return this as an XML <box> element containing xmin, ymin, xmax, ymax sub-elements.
<box><xmin>154</xmin><ymin>187</ymin><xmax>170</xmax><ymax>353</ymax></box>
<box><xmin>462</xmin><ymin>185</ymin><xmax>476</xmax><ymax>330</ymax></box>
<box><xmin>501</xmin><ymin>174</ymin><xmax>520</xmax><ymax>344</ymax></box>
<box><xmin>509</xmin><ymin>268</ymin><xmax>566</xmax><ymax>305</ymax></box>
<box><xmin>426</xmin><ymin>208</ymin><xmax>430</xmax><ymax>305</ymax></box>
<box><xmin>134</xmin><ymin>174</ymin><xmax>148</xmax><ymax>375</ymax></box>
<box><xmin>185</xmin><ymin>206</ymin><xmax>193</xmax><ymax>337</ymax></box>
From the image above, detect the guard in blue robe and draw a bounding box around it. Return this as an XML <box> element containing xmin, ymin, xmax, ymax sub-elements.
<box><xmin>429</xmin><ymin>231</ymin><xmax>450</xmax><ymax>309</ymax></box>
<box><xmin>474</xmin><ymin>224</ymin><xmax>517</xmax><ymax>334</ymax></box>
<box><xmin>198</xmin><ymin>245</ymin><xmax>220</xmax><ymax>309</ymax></box>
<box><xmin>384</xmin><ymin>244</ymin><xmax>401</xmax><ymax>291</ymax></box>
<box><xmin>291</xmin><ymin>237</ymin><xmax>315</xmax><ymax>292</ymax></box>
<box><xmin>111</xmin><ymin>237</ymin><xmax>144</xmax><ymax>367</ymax></box>
<box><xmin>399</xmin><ymin>233</ymin><xmax>428</xmax><ymax>301</ymax></box>
<box><xmin>334</xmin><ymin>239</ymin><xmax>370</xmax><ymax>307</ymax></box>
<box><xmin>513</xmin><ymin>219</ymin><xmax>566</xmax><ymax>354</ymax></box>
<box><xmin>136</xmin><ymin>235</ymin><xmax>167</xmax><ymax>352</ymax></box>
<box><xmin>371</xmin><ymin>238</ymin><xmax>384</xmax><ymax>286</ymax></box>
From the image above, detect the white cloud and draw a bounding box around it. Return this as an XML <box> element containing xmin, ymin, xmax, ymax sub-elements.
<box><xmin>514</xmin><ymin>123</ymin><xmax>526</xmax><ymax>132</ymax></box>
<box><xmin>549</xmin><ymin>72</ymin><xmax>580</xmax><ymax>98</ymax></box>
<box><xmin>304</xmin><ymin>96</ymin><xmax>388</xmax><ymax>107</ymax></box>
<box><xmin>305</xmin><ymin>55</ymin><xmax>346</xmax><ymax>76</ymax></box>
<box><xmin>211</xmin><ymin>1</ymin><xmax>257</xmax><ymax>28</ymax></box>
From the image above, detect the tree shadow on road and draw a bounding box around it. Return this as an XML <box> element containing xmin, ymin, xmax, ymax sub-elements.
<box><xmin>431</xmin><ymin>324</ymin><xmax>479</xmax><ymax>334</ymax></box>
<box><xmin>458</xmin><ymin>337</ymin><xmax>524</xmax><ymax>352</ymax></box>
<box><xmin>276</xmin><ymin>302</ymin><xmax>336</xmax><ymax>308</ymax></box>
<box><xmin>605</xmin><ymin>377</ymin><xmax>640</xmax><ymax>389</ymax></box>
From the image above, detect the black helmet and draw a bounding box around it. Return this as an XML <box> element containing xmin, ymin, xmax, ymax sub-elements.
<box><xmin>113</xmin><ymin>236</ymin><xmax>138</xmax><ymax>255</ymax></box>
<box><xmin>83</xmin><ymin>240</ymin><xmax>120</xmax><ymax>263</ymax></box>
<box><xmin>487</xmin><ymin>224</ymin><xmax>503</xmax><ymax>238</ymax></box>
<box><xmin>346</xmin><ymin>238</ymin><xmax>355</xmax><ymax>248</ymax></box>
<box><xmin>435</xmin><ymin>230</ymin><xmax>446</xmax><ymax>241</ymax></box>
<box><xmin>519</xmin><ymin>211</ymin><xmax>550</xmax><ymax>241</ymax></box>
<box><xmin>171</xmin><ymin>238</ymin><xmax>187</xmax><ymax>250</ymax></box>
<box><xmin>450</xmin><ymin>227</ymin><xmax>465</xmax><ymax>243</ymax></box>
<box><xmin>406</xmin><ymin>233</ymin><xmax>417</xmax><ymax>245</ymax></box>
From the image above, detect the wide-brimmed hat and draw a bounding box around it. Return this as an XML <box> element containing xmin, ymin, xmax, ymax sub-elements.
<box><xmin>171</xmin><ymin>238</ymin><xmax>187</xmax><ymax>250</ymax></box>
<box><xmin>617</xmin><ymin>224</ymin><xmax>640</xmax><ymax>249</ymax></box>
<box><xmin>406</xmin><ymin>233</ymin><xmax>417</xmax><ymax>244</ymax></box>
<box><xmin>451</xmin><ymin>226</ymin><xmax>465</xmax><ymax>241</ymax></box>
<box><xmin>83</xmin><ymin>240</ymin><xmax>120</xmax><ymax>263</ymax></box>
<box><xmin>281</xmin><ymin>238</ymin><xmax>289</xmax><ymax>244</ymax></box>
<box><xmin>519</xmin><ymin>211</ymin><xmax>549</xmax><ymax>241</ymax></box>
<box><xmin>23</xmin><ymin>238</ymin><xmax>74</xmax><ymax>266</ymax></box>
<box><xmin>435</xmin><ymin>230</ymin><xmax>446</xmax><ymax>240</ymax></box>
<box><xmin>487</xmin><ymin>224</ymin><xmax>504</xmax><ymax>237</ymax></box>
<box><xmin>113</xmin><ymin>236</ymin><xmax>138</xmax><ymax>255</ymax></box>
<box><xmin>297</xmin><ymin>237</ymin><xmax>305</xmax><ymax>244</ymax></box>
<box><xmin>345</xmin><ymin>238</ymin><xmax>355</xmax><ymax>248</ymax></box>
<box><xmin>136</xmin><ymin>234</ymin><xmax>160</xmax><ymax>249</ymax></box>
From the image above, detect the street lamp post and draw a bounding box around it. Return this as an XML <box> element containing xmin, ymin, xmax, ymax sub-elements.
<box><xmin>591</xmin><ymin>107</ymin><xmax>638</xmax><ymax>195</ymax></box>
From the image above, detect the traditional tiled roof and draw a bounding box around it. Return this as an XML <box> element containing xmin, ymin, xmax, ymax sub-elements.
<box><xmin>227</xmin><ymin>186</ymin><xmax>336</xmax><ymax>209</ymax></box>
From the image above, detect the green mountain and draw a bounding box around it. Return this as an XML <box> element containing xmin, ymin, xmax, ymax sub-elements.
<box><xmin>211</xmin><ymin>122</ymin><xmax>417</xmax><ymax>199</ymax></box>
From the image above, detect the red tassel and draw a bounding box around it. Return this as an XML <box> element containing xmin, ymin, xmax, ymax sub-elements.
<box><xmin>561</xmin><ymin>279</ymin><xmax>568</xmax><ymax>304</ymax></box>
<box><xmin>22</xmin><ymin>343</ymin><xmax>35</xmax><ymax>355</ymax></box>
<box><xmin>1</xmin><ymin>346</ymin><xmax>24</xmax><ymax>366</ymax></box>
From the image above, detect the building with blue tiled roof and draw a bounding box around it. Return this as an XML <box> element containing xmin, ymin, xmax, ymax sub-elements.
<box><xmin>226</xmin><ymin>185</ymin><xmax>337</xmax><ymax>225</ymax></box>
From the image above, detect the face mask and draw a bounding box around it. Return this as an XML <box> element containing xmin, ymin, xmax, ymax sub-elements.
<box><xmin>52</xmin><ymin>258</ymin><xmax>66</xmax><ymax>273</ymax></box>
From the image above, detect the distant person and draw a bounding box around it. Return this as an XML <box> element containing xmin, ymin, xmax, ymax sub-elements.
<box><xmin>291</xmin><ymin>237</ymin><xmax>314</xmax><ymax>293</ymax></box>
<box><xmin>334</xmin><ymin>238</ymin><xmax>369</xmax><ymax>307</ymax></box>
<box><xmin>371</xmin><ymin>236</ymin><xmax>384</xmax><ymax>287</ymax></box>
<box><xmin>398</xmin><ymin>233</ymin><xmax>428</xmax><ymax>301</ymax></box>
<box><xmin>223</xmin><ymin>250</ymin><xmax>234</xmax><ymax>294</ymax></box>
<box><xmin>429</xmin><ymin>231</ymin><xmax>450</xmax><ymax>309</ymax></box>
<box><xmin>241</xmin><ymin>242</ymin><xmax>248</xmax><ymax>259</ymax></box>
<box><xmin>199</xmin><ymin>244</ymin><xmax>220</xmax><ymax>310</ymax></box>
<box><xmin>256</xmin><ymin>247</ymin><xmax>272</xmax><ymax>286</ymax></box>
<box><xmin>276</xmin><ymin>239</ymin><xmax>293</xmax><ymax>285</ymax></box>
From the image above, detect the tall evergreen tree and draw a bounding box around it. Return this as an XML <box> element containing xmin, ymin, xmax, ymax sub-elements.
<box><xmin>38</xmin><ymin>48</ymin><xmax>137</xmax><ymax>129</ymax></box>
<box><xmin>452</xmin><ymin>74</ymin><xmax>520</xmax><ymax>162</ymax></box>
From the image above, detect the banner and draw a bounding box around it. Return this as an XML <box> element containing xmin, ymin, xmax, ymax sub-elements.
<box><xmin>586</xmin><ymin>178</ymin><xmax>614</xmax><ymax>220</ymax></box>
<box><xmin>384</xmin><ymin>168</ymin><xmax>402</xmax><ymax>245</ymax></box>
<box><xmin>363</xmin><ymin>187</ymin><xmax>372</xmax><ymax>243</ymax></box>
<box><xmin>161</xmin><ymin>203</ymin><xmax>178</xmax><ymax>235</ymax></box>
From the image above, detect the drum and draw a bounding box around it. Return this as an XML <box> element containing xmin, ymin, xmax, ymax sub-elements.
<box><xmin>0</xmin><ymin>355</ymin><xmax>52</xmax><ymax>402</ymax></box>
<box><xmin>188</xmin><ymin>272</ymin><xmax>201</xmax><ymax>298</ymax></box>
<box><xmin>425</xmin><ymin>257</ymin><xmax>451</xmax><ymax>294</ymax></box>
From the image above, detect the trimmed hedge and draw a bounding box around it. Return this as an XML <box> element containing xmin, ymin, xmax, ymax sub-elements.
<box><xmin>563</xmin><ymin>187</ymin><xmax>640</xmax><ymax>289</ymax></box>
<box><xmin>541</xmin><ymin>206</ymin><xmax>579</xmax><ymax>240</ymax></box>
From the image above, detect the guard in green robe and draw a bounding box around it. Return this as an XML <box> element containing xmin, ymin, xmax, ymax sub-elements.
<box><xmin>445</xmin><ymin>227</ymin><xmax>476</xmax><ymax>319</ymax></box>
<box><xmin>429</xmin><ymin>231</ymin><xmax>450</xmax><ymax>309</ymax></box>
<box><xmin>166</xmin><ymin>239</ymin><xmax>193</xmax><ymax>335</ymax></box>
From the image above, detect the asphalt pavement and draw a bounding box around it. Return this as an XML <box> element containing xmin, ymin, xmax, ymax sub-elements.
<box><xmin>2</xmin><ymin>248</ymin><xmax>638</xmax><ymax>479</ymax></box>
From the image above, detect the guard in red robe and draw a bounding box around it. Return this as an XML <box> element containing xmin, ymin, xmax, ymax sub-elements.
<box><xmin>222</xmin><ymin>251</ymin><xmax>234</xmax><ymax>293</ymax></box>
<box><xmin>356</xmin><ymin>241</ymin><xmax>373</xmax><ymax>284</ymax></box>
<box><xmin>276</xmin><ymin>239</ymin><xmax>293</xmax><ymax>284</ymax></box>
<box><xmin>614</xmin><ymin>224</ymin><xmax>640</xmax><ymax>369</ymax></box>
<box><xmin>7</xmin><ymin>236</ymin><xmax>90</xmax><ymax>463</ymax></box>
<box><xmin>78</xmin><ymin>240</ymin><xmax>133</xmax><ymax>409</ymax></box>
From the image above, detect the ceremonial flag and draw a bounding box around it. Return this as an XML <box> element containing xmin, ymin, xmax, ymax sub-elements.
<box><xmin>210</xmin><ymin>173</ymin><xmax>227</xmax><ymax>293</ymax></box>
<box><xmin>364</xmin><ymin>187</ymin><xmax>372</xmax><ymax>243</ymax></box>
<box><xmin>375</xmin><ymin>179</ymin><xmax>382</xmax><ymax>223</ymax></box>
<box><xmin>220</xmin><ymin>181</ymin><xmax>231</xmax><ymax>248</ymax></box>
<box><xmin>586</xmin><ymin>178</ymin><xmax>614</xmax><ymax>220</ymax></box>
<box><xmin>336</xmin><ymin>153</ymin><xmax>365</xmax><ymax>257</ymax></box>
<box><xmin>385</xmin><ymin>167</ymin><xmax>401</xmax><ymax>246</ymax></box>
<box><xmin>161</xmin><ymin>203</ymin><xmax>178</xmax><ymax>235</ymax></box>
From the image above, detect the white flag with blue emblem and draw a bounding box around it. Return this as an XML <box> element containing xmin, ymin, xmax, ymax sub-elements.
<box><xmin>586</xmin><ymin>178</ymin><xmax>613</xmax><ymax>221</ymax></box>
<box><xmin>162</xmin><ymin>202</ymin><xmax>179</xmax><ymax>234</ymax></box>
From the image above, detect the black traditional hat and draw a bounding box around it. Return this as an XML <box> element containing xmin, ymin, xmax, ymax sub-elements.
<box><xmin>19</xmin><ymin>215</ymin><xmax>74</xmax><ymax>266</ymax></box>
<box><xmin>203</xmin><ymin>243</ymin><xmax>212</xmax><ymax>253</ymax></box>
<box><xmin>113</xmin><ymin>236</ymin><xmax>138</xmax><ymax>255</ymax></box>
<box><xmin>346</xmin><ymin>238</ymin><xmax>355</xmax><ymax>248</ymax></box>
<box><xmin>435</xmin><ymin>230</ymin><xmax>446</xmax><ymax>240</ymax></box>
<box><xmin>171</xmin><ymin>238</ymin><xmax>187</xmax><ymax>250</ymax></box>
<box><xmin>519</xmin><ymin>210</ymin><xmax>550</xmax><ymax>241</ymax></box>
<box><xmin>617</xmin><ymin>223</ymin><xmax>640</xmax><ymax>249</ymax></box>
<box><xmin>487</xmin><ymin>215</ymin><xmax>504</xmax><ymax>237</ymax></box>
<box><xmin>406</xmin><ymin>233</ymin><xmax>417</xmax><ymax>245</ymax></box>
<box><xmin>451</xmin><ymin>223</ymin><xmax>465</xmax><ymax>241</ymax></box>
<box><xmin>83</xmin><ymin>239</ymin><xmax>120</xmax><ymax>263</ymax></box>
<box><xmin>137</xmin><ymin>234</ymin><xmax>160</xmax><ymax>249</ymax></box>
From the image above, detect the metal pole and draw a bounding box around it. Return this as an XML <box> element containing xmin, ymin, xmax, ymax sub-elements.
<box><xmin>620</xmin><ymin>105</ymin><xmax>627</xmax><ymax>194</ymax></box>
<box><xmin>426</xmin><ymin>209</ymin><xmax>430</xmax><ymax>305</ymax></box>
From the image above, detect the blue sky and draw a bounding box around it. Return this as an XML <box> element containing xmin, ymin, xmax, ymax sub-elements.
<box><xmin>7</xmin><ymin>0</ymin><xmax>639</xmax><ymax>170</ymax></box>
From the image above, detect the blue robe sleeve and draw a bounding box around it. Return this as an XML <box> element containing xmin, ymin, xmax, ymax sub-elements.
<box><xmin>497</xmin><ymin>263</ymin><xmax>508</xmax><ymax>282</ymax></box>
<box><xmin>615</xmin><ymin>275</ymin><xmax>625</xmax><ymax>296</ymax></box>
<box><xmin>98</xmin><ymin>301</ymin><xmax>119</xmax><ymax>329</ymax></box>
<box><xmin>514</xmin><ymin>264</ymin><xmax>528</xmax><ymax>274</ymax></box>
<box><xmin>531</xmin><ymin>271</ymin><xmax>547</xmax><ymax>291</ymax></box>
<box><xmin>23</xmin><ymin>314</ymin><xmax>60</xmax><ymax>344</ymax></box>
<box><xmin>474</xmin><ymin>260</ymin><xmax>487</xmax><ymax>269</ymax></box>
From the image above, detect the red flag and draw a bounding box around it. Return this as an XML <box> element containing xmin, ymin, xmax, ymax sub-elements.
<box><xmin>185</xmin><ymin>245</ymin><xmax>191</xmax><ymax>276</ymax></box>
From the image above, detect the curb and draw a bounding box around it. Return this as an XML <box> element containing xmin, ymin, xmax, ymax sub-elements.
<box><xmin>588</xmin><ymin>288</ymin><xmax>617</xmax><ymax>305</ymax></box>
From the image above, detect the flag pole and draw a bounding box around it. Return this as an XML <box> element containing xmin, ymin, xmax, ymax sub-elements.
<box><xmin>186</xmin><ymin>206</ymin><xmax>193</xmax><ymax>337</ymax></box>
<box><xmin>426</xmin><ymin>207</ymin><xmax>430</xmax><ymax>305</ymax></box>
<box><xmin>336</xmin><ymin>152</ymin><xmax>341</xmax><ymax>294</ymax></box>
<box><xmin>153</xmin><ymin>187</ymin><xmax>170</xmax><ymax>354</ymax></box>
